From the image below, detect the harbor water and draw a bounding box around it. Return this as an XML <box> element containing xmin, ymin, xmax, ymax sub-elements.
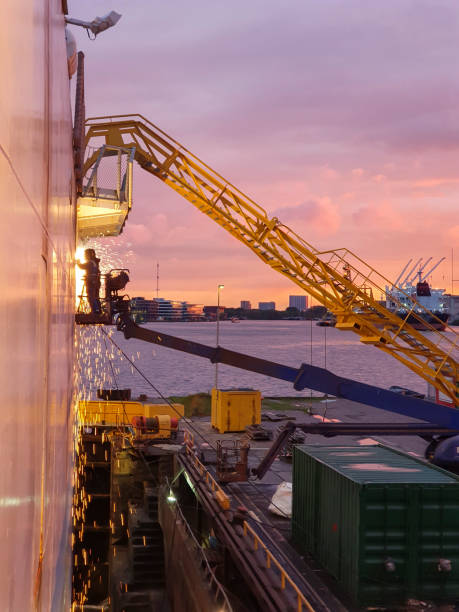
<box><xmin>80</xmin><ymin>320</ymin><xmax>453</xmax><ymax>399</ymax></box>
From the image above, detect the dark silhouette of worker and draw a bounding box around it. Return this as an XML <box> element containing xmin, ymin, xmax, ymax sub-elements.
<box><xmin>77</xmin><ymin>248</ymin><xmax>101</xmax><ymax>314</ymax></box>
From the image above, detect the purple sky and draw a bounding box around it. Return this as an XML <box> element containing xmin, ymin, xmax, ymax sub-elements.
<box><xmin>71</xmin><ymin>0</ymin><xmax>459</xmax><ymax>307</ymax></box>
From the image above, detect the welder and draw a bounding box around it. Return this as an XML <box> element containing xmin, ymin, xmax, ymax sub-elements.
<box><xmin>76</xmin><ymin>248</ymin><xmax>101</xmax><ymax>314</ymax></box>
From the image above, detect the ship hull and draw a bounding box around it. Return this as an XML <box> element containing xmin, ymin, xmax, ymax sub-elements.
<box><xmin>395</xmin><ymin>311</ymin><xmax>449</xmax><ymax>331</ymax></box>
<box><xmin>0</xmin><ymin>1</ymin><xmax>75</xmax><ymax>610</ymax></box>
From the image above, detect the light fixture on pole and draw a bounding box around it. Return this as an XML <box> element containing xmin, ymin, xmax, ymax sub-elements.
<box><xmin>215</xmin><ymin>284</ymin><xmax>224</xmax><ymax>391</ymax></box>
<box><xmin>65</xmin><ymin>11</ymin><xmax>122</xmax><ymax>39</ymax></box>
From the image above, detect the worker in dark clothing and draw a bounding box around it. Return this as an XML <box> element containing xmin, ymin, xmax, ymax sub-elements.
<box><xmin>76</xmin><ymin>248</ymin><xmax>101</xmax><ymax>314</ymax></box>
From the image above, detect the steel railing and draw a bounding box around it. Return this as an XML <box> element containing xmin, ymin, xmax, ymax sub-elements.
<box><xmin>242</xmin><ymin>520</ymin><xmax>316</xmax><ymax>612</ymax></box>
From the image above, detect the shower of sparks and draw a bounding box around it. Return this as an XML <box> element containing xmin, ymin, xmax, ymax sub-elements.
<box><xmin>78</xmin><ymin>237</ymin><xmax>135</xmax><ymax>275</ymax></box>
<box><xmin>75</xmin><ymin>237</ymin><xmax>135</xmax><ymax>309</ymax></box>
<box><xmin>73</xmin><ymin>235</ymin><xmax>136</xmax><ymax>605</ymax></box>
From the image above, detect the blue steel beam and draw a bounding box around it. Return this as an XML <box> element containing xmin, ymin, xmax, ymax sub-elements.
<box><xmin>118</xmin><ymin>316</ymin><xmax>459</xmax><ymax>429</ymax></box>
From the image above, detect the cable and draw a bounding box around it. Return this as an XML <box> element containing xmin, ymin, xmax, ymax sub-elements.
<box><xmin>322</xmin><ymin>325</ymin><xmax>328</xmax><ymax>422</ymax></box>
<box><xmin>101</xmin><ymin>332</ymin><xmax>134</xmax><ymax>427</ymax></box>
<box><xmin>102</xmin><ymin>333</ymin><xmax>119</xmax><ymax>390</ymax></box>
<box><xmin>309</xmin><ymin>317</ymin><xmax>313</xmax><ymax>411</ymax></box>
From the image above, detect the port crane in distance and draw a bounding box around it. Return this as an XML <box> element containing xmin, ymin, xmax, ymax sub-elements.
<box><xmin>83</xmin><ymin>114</ymin><xmax>458</xmax><ymax>405</ymax></box>
<box><xmin>113</xmin><ymin>310</ymin><xmax>459</xmax><ymax>471</ymax></box>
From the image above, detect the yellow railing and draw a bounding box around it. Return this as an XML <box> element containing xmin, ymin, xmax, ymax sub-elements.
<box><xmin>242</xmin><ymin>521</ymin><xmax>316</xmax><ymax>612</ymax></box>
<box><xmin>78</xmin><ymin>400</ymin><xmax>184</xmax><ymax>426</ymax></box>
<box><xmin>184</xmin><ymin>441</ymin><xmax>230</xmax><ymax>511</ymax></box>
<box><xmin>183</xmin><ymin>429</ymin><xmax>195</xmax><ymax>448</ymax></box>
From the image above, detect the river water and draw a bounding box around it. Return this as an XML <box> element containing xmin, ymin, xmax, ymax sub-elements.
<box><xmin>79</xmin><ymin>321</ymin><xmax>456</xmax><ymax>399</ymax></box>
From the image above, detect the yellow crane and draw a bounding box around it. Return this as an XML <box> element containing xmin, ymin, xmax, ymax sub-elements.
<box><xmin>81</xmin><ymin>114</ymin><xmax>458</xmax><ymax>406</ymax></box>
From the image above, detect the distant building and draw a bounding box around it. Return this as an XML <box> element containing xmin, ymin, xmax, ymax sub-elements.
<box><xmin>154</xmin><ymin>298</ymin><xmax>183</xmax><ymax>320</ymax></box>
<box><xmin>203</xmin><ymin>305</ymin><xmax>226</xmax><ymax>320</ymax></box>
<box><xmin>240</xmin><ymin>300</ymin><xmax>251</xmax><ymax>310</ymax></box>
<box><xmin>131</xmin><ymin>297</ymin><xmax>158</xmax><ymax>322</ymax></box>
<box><xmin>289</xmin><ymin>295</ymin><xmax>308</xmax><ymax>311</ymax></box>
<box><xmin>185</xmin><ymin>303</ymin><xmax>205</xmax><ymax>321</ymax></box>
<box><xmin>131</xmin><ymin>297</ymin><xmax>204</xmax><ymax>322</ymax></box>
<box><xmin>258</xmin><ymin>301</ymin><xmax>275</xmax><ymax>311</ymax></box>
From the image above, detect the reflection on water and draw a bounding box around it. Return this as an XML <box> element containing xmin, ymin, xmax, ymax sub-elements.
<box><xmin>80</xmin><ymin>320</ymin><xmax>449</xmax><ymax>398</ymax></box>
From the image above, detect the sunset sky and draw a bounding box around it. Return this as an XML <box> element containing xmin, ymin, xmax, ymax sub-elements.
<box><xmin>72</xmin><ymin>0</ymin><xmax>459</xmax><ymax>308</ymax></box>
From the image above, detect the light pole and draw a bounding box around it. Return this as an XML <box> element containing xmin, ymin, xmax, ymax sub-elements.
<box><xmin>215</xmin><ymin>284</ymin><xmax>224</xmax><ymax>390</ymax></box>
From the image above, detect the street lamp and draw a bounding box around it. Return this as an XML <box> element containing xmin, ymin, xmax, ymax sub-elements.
<box><xmin>215</xmin><ymin>284</ymin><xmax>224</xmax><ymax>390</ymax></box>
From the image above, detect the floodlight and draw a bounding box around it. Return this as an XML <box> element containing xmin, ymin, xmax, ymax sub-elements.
<box><xmin>65</xmin><ymin>11</ymin><xmax>122</xmax><ymax>38</ymax></box>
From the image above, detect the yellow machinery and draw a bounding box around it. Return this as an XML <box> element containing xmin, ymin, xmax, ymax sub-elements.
<box><xmin>78</xmin><ymin>399</ymin><xmax>184</xmax><ymax>427</ymax></box>
<box><xmin>80</xmin><ymin>114</ymin><xmax>458</xmax><ymax>405</ymax></box>
<box><xmin>211</xmin><ymin>389</ymin><xmax>261</xmax><ymax>433</ymax></box>
<box><xmin>131</xmin><ymin>414</ymin><xmax>179</xmax><ymax>440</ymax></box>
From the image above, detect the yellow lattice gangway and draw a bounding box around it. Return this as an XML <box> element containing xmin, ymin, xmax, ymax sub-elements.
<box><xmin>83</xmin><ymin>114</ymin><xmax>458</xmax><ymax>406</ymax></box>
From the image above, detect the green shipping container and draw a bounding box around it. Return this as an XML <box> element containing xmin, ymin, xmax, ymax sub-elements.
<box><xmin>292</xmin><ymin>445</ymin><xmax>459</xmax><ymax>607</ymax></box>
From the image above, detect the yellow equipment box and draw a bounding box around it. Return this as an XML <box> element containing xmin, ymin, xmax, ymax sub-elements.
<box><xmin>211</xmin><ymin>389</ymin><xmax>261</xmax><ymax>433</ymax></box>
<box><xmin>78</xmin><ymin>400</ymin><xmax>184</xmax><ymax>426</ymax></box>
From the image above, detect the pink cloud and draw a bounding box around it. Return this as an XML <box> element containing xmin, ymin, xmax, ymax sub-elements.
<box><xmin>276</xmin><ymin>198</ymin><xmax>340</xmax><ymax>235</ymax></box>
<box><xmin>447</xmin><ymin>225</ymin><xmax>459</xmax><ymax>243</ymax></box>
<box><xmin>126</xmin><ymin>223</ymin><xmax>152</xmax><ymax>246</ymax></box>
<box><xmin>413</xmin><ymin>178</ymin><xmax>459</xmax><ymax>188</ymax></box>
<box><xmin>319</xmin><ymin>165</ymin><xmax>340</xmax><ymax>180</ymax></box>
<box><xmin>352</xmin><ymin>202</ymin><xmax>404</xmax><ymax>232</ymax></box>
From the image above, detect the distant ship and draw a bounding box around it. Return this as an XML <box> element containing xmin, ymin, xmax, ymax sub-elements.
<box><xmin>385</xmin><ymin>257</ymin><xmax>449</xmax><ymax>331</ymax></box>
<box><xmin>316</xmin><ymin>314</ymin><xmax>336</xmax><ymax>327</ymax></box>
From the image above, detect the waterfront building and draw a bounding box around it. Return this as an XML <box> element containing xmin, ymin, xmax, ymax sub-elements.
<box><xmin>130</xmin><ymin>297</ymin><xmax>204</xmax><ymax>321</ymax></box>
<box><xmin>131</xmin><ymin>297</ymin><xmax>158</xmax><ymax>322</ymax></box>
<box><xmin>240</xmin><ymin>300</ymin><xmax>251</xmax><ymax>310</ymax></box>
<box><xmin>185</xmin><ymin>303</ymin><xmax>205</xmax><ymax>320</ymax></box>
<box><xmin>259</xmin><ymin>301</ymin><xmax>276</xmax><ymax>310</ymax></box>
<box><xmin>204</xmin><ymin>305</ymin><xmax>226</xmax><ymax>320</ymax></box>
<box><xmin>130</xmin><ymin>297</ymin><xmax>146</xmax><ymax>320</ymax></box>
<box><xmin>289</xmin><ymin>295</ymin><xmax>308</xmax><ymax>311</ymax></box>
<box><xmin>155</xmin><ymin>298</ymin><xmax>184</xmax><ymax>320</ymax></box>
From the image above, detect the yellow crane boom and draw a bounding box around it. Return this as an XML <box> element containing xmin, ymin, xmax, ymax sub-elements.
<box><xmin>84</xmin><ymin>114</ymin><xmax>458</xmax><ymax>405</ymax></box>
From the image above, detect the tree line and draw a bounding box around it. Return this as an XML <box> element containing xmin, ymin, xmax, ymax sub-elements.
<box><xmin>224</xmin><ymin>305</ymin><xmax>329</xmax><ymax>320</ymax></box>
